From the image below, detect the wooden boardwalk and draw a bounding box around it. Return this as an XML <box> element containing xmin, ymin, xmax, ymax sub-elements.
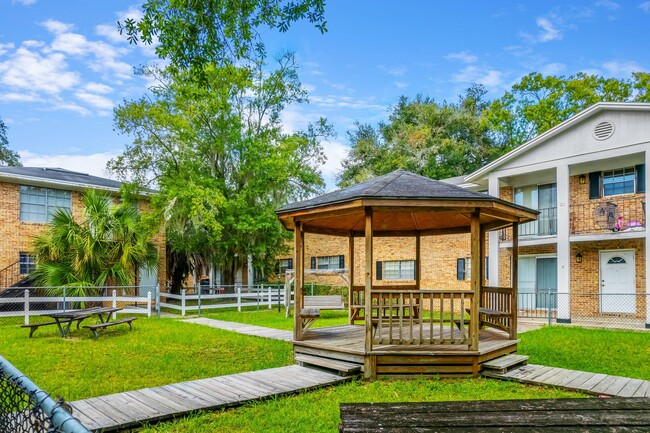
<box><xmin>485</xmin><ymin>363</ymin><xmax>650</xmax><ymax>397</ymax></box>
<box><xmin>70</xmin><ymin>365</ymin><xmax>350</xmax><ymax>432</ymax></box>
<box><xmin>184</xmin><ymin>317</ymin><xmax>293</xmax><ymax>341</ymax></box>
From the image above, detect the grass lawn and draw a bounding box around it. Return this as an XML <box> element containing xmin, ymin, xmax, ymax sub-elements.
<box><xmin>140</xmin><ymin>378</ymin><xmax>582</xmax><ymax>433</ymax></box>
<box><xmin>202</xmin><ymin>308</ymin><xmax>350</xmax><ymax>329</ymax></box>
<box><xmin>518</xmin><ymin>325</ymin><xmax>650</xmax><ymax>380</ymax></box>
<box><xmin>0</xmin><ymin>316</ymin><xmax>292</xmax><ymax>401</ymax></box>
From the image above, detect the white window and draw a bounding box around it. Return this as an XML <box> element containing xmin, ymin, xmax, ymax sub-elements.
<box><xmin>603</xmin><ymin>168</ymin><xmax>635</xmax><ymax>196</ymax></box>
<box><xmin>19</xmin><ymin>252</ymin><xmax>36</xmax><ymax>275</ymax></box>
<box><xmin>20</xmin><ymin>186</ymin><xmax>72</xmax><ymax>223</ymax></box>
<box><xmin>317</xmin><ymin>256</ymin><xmax>340</xmax><ymax>270</ymax></box>
<box><xmin>279</xmin><ymin>258</ymin><xmax>293</xmax><ymax>274</ymax></box>
<box><xmin>383</xmin><ymin>260</ymin><xmax>415</xmax><ymax>280</ymax></box>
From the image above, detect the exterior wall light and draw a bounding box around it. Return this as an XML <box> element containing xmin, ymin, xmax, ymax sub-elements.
<box><xmin>576</xmin><ymin>253</ymin><xmax>583</xmax><ymax>263</ymax></box>
<box><xmin>579</xmin><ymin>175</ymin><xmax>587</xmax><ymax>184</ymax></box>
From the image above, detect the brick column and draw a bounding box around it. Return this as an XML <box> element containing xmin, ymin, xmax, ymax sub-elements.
<box><xmin>557</xmin><ymin>164</ymin><xmax>571</xmax><ymax>323</ymax></box>
<box><xmin>488</xmin><ymin>174</ymin><xmax>500</xmax><ymax>287</ymax></box>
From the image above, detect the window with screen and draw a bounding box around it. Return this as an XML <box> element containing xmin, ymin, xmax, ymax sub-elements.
<box><xmin>20</xmin><ymin>185</ymin><xmax>72</xmax><ymax>223</ymax></box>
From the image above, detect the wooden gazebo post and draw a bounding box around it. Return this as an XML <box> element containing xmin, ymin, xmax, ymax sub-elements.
<box><xmin>348</xmin><ymin>234</ymin><xmax>355</xmax><ymax>324</ymax></box>
<box><xmin>470</xmin><ymin>210</ymin><xmax>481</xmax><ymax>351</ymax></box>
<box><xmin>364</xmin><ymin>208</ymin><xmax>373</xmax><ymax>352</ymax></box>
<box><xmin>293</xmin><ymin>220</ymin><xmax>305</xmax><ymax>341</ymax></box>
<box><xmin>511</xmin><ymin>222</ymin><xmax>519</xmax><ymax>340</ymax></box>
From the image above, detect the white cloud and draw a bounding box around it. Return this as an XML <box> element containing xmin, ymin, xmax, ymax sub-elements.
<box><xmin>41</xmin><ymin>20</ymin><xmax>73</xmax><ymax>35</ymax></box>
<box><xmin>0</xmin><ymin>47</ymin><xmax>80</xmax><ymax>94</ymax></box>
<box><xmin>310</xmin><ymin>95</ymin><xmax>385</xmax><ymax>111</ymax></box>
<box><xmin>536</xmin><ymin>17</ymin><xmax>562</xmax><ymax>42</ymax></box>
<box><xmin>0</xmin><ymin>43</ymin><xmax>15</xmax><ymax>56</ymax></box>
<box><xmin>0</xmin><ymin>92</ymin><xmax>40</xmax><ymax>102</ymax></box>
<box><xmin>394</xmin><ymin>81</ymin><xmax>408</xmax><ymax>89</ymax></box>
<box><xmin>49</xmin><ymin>102</ymin><xmax>90</xmax><ymax>116</ymax></box>
<box><xmin>302</xmin><ymin>83</ymin><xmax>316</xmax><ymax>93</ymax></box>
<box><xmin>541</xmin><ymin>62</ymin><xmax>566</xmax><ymax>75</ymax></box>
<box><xmin>19</xmin><ymin>151</ymin><xmax>119</xmax><ymax>179</ymax></box>
<box><xmin>84</xmin><ymin>82</ymin><xmax>113</xmax><ymax>94</ymax></box>
<box><xmin>319</xmin><ymin>140</ymin><xmax>349</xmax><ymax>188</ymax></box>
<box><xmin>96</xmin><ymin>24</ymin><xmax>125</xmax><ymax>44</ymax></box>
<box><xmin>13</xmin><ymin>0</ymin><xmax>38</xmax><ymax>5</ymax></box>
<box><xmin>445</xmin><ymin>51</ymin><xmax>477</xmax><ymax>64</ymax></box>
<box><xmin>596</xmin><ymin>0</ymin><xmax>619</xmax><ymax>10</ymax></box>
<box><xmin>22</xmin><ymin>40</ymin><xmax>45</xmax><ymax>49</ymax></box>
<box><xmin>452</xmin><ymin>66</ymin><xmax>503</xmax><ymax>88</ymax></box>
<box><xmin>75</xmin><ymin>92</ymin><xmax>114</xmax><ymax>111</ymax></box>
<box><xmin>379</xmin><ymin>64</ymin><xmax>407</xmax><ymax>76</ymax></box>
<box><xmin>603</xmin><ymin>60</ymin><xmax>645</xmax><ymax>77</ymax></box>
<box><xmin>640</xmin><ymin>1</ymin><xmax>650</xmax><ymax>12</ymax></box>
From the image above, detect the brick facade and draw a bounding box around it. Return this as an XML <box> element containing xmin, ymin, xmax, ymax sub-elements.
<box><xmin>0</xmin><ymin>180</ymin><xmax>166</xmax><ymax>289</ymax></box>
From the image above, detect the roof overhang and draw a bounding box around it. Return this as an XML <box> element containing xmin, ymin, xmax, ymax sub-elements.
<box><xmin>0</xmin><ymin>172</ymin><xmax>155</xmax><ymax>197</ymax></box>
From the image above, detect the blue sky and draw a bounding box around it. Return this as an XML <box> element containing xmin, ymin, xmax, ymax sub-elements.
<box><xmin>1</xmin><ymin>1</ymin><xmax>649</xmax><ymax>188</ymax></box>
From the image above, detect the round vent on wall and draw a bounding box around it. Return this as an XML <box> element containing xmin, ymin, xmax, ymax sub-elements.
<box><xmin>593</xmin><ymin>121</ymin><xmax>615</xmax><ymax>140</ymax></box>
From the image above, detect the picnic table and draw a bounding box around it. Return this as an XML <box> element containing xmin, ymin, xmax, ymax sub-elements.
<box><xmin>339</xmin><ymin>398</ymin><xmax>650</xmax><ymax>432</ymax></box>
<box><xmin>24</xmin><ymin>307</ymin><xmax>123</xmax><ymax>338</ymax></box>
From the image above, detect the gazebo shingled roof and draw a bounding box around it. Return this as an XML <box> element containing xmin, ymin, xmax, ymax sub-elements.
<box><xmin>277</xmin><ymin>169</ymin><xmax>538</xmax><ymax>235</ymax></box>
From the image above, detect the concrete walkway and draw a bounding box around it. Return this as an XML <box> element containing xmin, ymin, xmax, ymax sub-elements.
<box><xmin>184</xmin><ymin>317</ymin><xmax>293</xmax><ymax>341</ymax></box>
<box><xmin>70</xmin><ymin>365</ymin><xmax>350</xmax><ymax>432</ymax></box>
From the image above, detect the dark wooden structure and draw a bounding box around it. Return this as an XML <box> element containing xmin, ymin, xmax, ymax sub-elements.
<box><xmin>338</xmin><ymin>398</ymin><xmax>650</xmax><ymax>432</ymax></box>
<box><xmin>276</xmin><ymin>170</ymin><xmax>538</xmax><ymax>378</ymax></box>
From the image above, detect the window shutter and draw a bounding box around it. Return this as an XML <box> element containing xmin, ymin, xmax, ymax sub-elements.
<box><xmin>457</xmin><ymin>258</ymin><xmax>465</xmax><ymax>280</ymax></box>
<box><xmin>310</xmin><ymin>257</ymin><xmax>316</xmax><ymax>269</ymax></box>
<box><xmin>589</xmin><ymin>172</ymin><xmax>601</xmax><ymax>199</ymax></box>
<box><xmin>485</xmin><ymin>256</ymin><xmax>489</xmax><ymax>280</ymax></box>
<box><xmin>376</xmin><ymin>261</ymin><xmax>383</xmax><ymax>281</ymax></box>
<box><xmin>339</xmin><ymin>255</ymin><xmax>345</xmax><ymax>269</ymax></box>
<box><xmin>636</xmin><ymin>164</ymin><xmax>645</xmax><ymax>193</ymax></box>
<box><xmin>288</xmin><ymin>258</ymin><xmax>293</xmax><ymax>270</ymax></box>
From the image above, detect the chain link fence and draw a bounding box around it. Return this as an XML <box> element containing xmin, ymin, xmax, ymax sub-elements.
<box><xmin>518</xmin><ymin>291</ymin><xmax>650</xmax><ymax>330</ymax></box>
<box><xmin>0</xmin><ymin>355</ymin><xmax>89</xmax><ymax>433</ymax></box>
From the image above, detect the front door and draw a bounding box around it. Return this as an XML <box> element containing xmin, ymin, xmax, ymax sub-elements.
<box><xmin>600</xmin><ymin>250</ymin><xmax>635</xmax><ymax>314</ymax></box>
<box><xmin>536</xmin><ymin>257</ymin><xmax>557</xmax><ymax>309</ymax></box>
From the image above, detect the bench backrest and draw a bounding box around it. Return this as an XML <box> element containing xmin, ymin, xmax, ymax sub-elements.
<box><xmin>304</xmin><ymin>295</ymin><xmax>344</xmax><ymax>309</ymax></box>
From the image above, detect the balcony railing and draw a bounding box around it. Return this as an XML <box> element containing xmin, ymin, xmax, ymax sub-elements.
<box><xmin>571</xmin><ymin>196</ymin><xmax>645</xmax><ymax>235</ymax></box>
<box><xmin>500</xmin><ymin>207</ymin><xmax>556</xmax><ymax>241</ymax></box>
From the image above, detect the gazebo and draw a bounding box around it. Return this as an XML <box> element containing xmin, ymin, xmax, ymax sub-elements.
<box><xmin>276</xmin><ymin>169</ymin><xmax>538</xmax><ymax>378</ymax></box>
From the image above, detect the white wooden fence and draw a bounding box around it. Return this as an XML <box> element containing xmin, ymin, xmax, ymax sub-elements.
<box><xmin>157</xmin><ymin>285</ymin><xmax>293</xmax><ymax>316</ymax></box>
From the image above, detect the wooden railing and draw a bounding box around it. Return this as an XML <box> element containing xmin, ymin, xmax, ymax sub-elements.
<box><xmin>371</xmin><ymin>290</ymin><xmax>474</xmax><ymax>347</ymax></box>
<box><xmin>479</xmin><ymin>286</ymin><xmax>514</xmax><ymax>335</ymax></box>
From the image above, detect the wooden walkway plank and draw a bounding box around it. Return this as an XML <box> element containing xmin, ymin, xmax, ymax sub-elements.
<box><xmin>71</xmin><ymin>365</ymin><xmax>349</xmax><ymax>432</ymax></box>
<box><xmin>487</xmin><ymin>363</ymin><xmax>650</xmax><ymax>398</ymax></box>
<box><xmin>184</xmin><ymin>317</ymin><xmax>294</xmax><ymax>341</ymax></box>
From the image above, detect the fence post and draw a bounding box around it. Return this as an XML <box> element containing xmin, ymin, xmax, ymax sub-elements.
<box><xmin>268</xmin><ymin>285</ymin><xmax>272</xmax><ymax>309</ymax></box>
<box><xmin>277</xmin><ymin>285</ymin><xmax>281</xmax><ymax>313</ymax></box>
<box><xmin>112</xmin><ymin>290</ymin><xmax>117</xmax><ymax>320</ymax></box>
<box><xmin>24</xmin><ymin>289</ymin><xmax>29</xmax><ymax>326</ymax></box>
<box><xmin>311</xmin><ymin>282</ymin><xmax>314</xmax><ymax>296</ymax></box>
<box><xmin>237</xmin><ymin>286</ymin><xmax>242</xmax><ymax>312</ymax></box>
<box><xmin>547</xmin><ymin>289</ymin><xmax>552</xmax><ymax>327</ymax></box>
<box><xmin>181</xmin><ymin>289</ymin><xmax>186</xmax><ymax>316</ymax></box>
<box><xmin>197</xmin><ymin>284</ymin><xmax>201</xmax><ymax>317</ymax></box>
<box><xmin>147</xmin><ymin>291</ymin><xmax>152</xmax><ymax>318</ymax></box>
<box><xmin>156</xmin><ymin>284</ymin><xmax>161</xmax><ymax>318</ymax></box>
<box><xmin>62</xmin><ymin>286</ymin><xmax>67</xmax><ymax>312</ymax></box>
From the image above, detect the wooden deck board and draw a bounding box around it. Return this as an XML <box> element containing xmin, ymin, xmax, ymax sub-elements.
<box><xmin>487</xmin><ymin>363</ymin><xmax>650</xmax><ymax>397</ymax></box>
<box><xmin>184</xmin><ymin>317</ymin><xmax>294</xmax><ymax>341</ymax></box>
<box><xmin>70</xmin><ymin>365</ymin><xmax>349</xmax><ymax>432</ymax></box>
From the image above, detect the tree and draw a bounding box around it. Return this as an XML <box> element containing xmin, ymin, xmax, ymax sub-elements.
<box><xmin>483</xmin><ymin>72</ymin><xmax>650</xmax><ymax>149</ymax></box>
<box><xmin>110</xmin><ymin>55</ymin><xmax>329</xmax><ymax>289</ymax></box>
<box><xmin>31</xmin><ymin>190</ymin><xmax>158</xmax><ymax>293</ymax></box>
<box><xmin>118</xmin><ymin>0</ymin><xmax>326</xmax><ymax>73</ymax></box>
<box><xmin>338</xmin><ymin>86</ymin><xmax>499</xmax><ymax>186</ymax></box>
<box><xmin>0</xmin><ymin>116</ymin><xmax>21</xmax><ymax>166</ymax></box>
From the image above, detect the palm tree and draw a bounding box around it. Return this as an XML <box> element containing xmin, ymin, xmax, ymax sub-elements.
<box><xmin>31</xmin><ymin>190</ymin><xmax>158</xmax><ymax>296</ymax></box>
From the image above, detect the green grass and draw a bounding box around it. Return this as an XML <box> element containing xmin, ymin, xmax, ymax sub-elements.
<box><xmin>140</xmin><ymin>378</ymin><xmax>582</xmax><ymax>433</ymax></box>
<box><xmin>518</xmin><ymin>326</ymin><xmax>650</xmax><ymax>380</ymax></box>
<box><xmin>0</xmin><ymin>316</ymin><xmax>292</xmax><ymax>401</ymax></box>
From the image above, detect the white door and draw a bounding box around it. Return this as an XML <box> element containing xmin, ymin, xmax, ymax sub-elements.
<box><xmin>139</xmin><ymin>266</ymin><xmax>158</xmax><ymax>298</ymax></box>
<box><xmin>518</xmin><ymin>257</ymin><xmax>537</xmax><ymax>309</ymax></box>
<box><xmin>600</xmin><ymin>250</ymin><xmax>636</xmax><ymax>314</ymax></box>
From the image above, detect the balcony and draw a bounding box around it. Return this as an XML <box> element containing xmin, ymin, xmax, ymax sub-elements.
<box><xmin>571</xmin><ymin>196</ymin><xmax>645</xmax><ymax>235</ymax></box>
<box><xmin>500</xmin><ymin>207</ymin><xmax>557</xmax><ymax>241</ymax></box>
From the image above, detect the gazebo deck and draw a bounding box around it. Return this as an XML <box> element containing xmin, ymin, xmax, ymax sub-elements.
<box><xmin>293</xmin><ymin>324</ymin><xmax>518</xmax><ymax>377</ymax></box>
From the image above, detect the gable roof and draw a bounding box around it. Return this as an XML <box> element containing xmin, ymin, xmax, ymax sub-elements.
<box><xmin>465</xmin><ymin>102</ymin><xmax>650</xmax><ymax>183</ymax></box>
<box><xmin>277</xmin><ymin>169</ymin><xmax>529</xmax><ymax>214</ymax></box>
<box><xmin>0</xmin><ymin>167</ymin><xmax>125</xmax><ymax>192</ymax></box>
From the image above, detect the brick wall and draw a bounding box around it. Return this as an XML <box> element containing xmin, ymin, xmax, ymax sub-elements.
<box><xmin>0</xmin><ymin>181</ymin><xmax>166</xmax><ymax>288</ymax></box>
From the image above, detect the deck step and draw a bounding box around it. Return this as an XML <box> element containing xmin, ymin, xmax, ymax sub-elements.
<box><xmin>295</xmin><ymin>354</ymin><xmax>362</xmax><ymax>376</ymax></box>
<box><xmin>482</xmin><ymin>354</ymin><xmax>529</xmax><ymax>374</ymax></box>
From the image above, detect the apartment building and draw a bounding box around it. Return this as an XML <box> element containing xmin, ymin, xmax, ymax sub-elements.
<box><xmin>277</xmin><ymin>102</ymin><xmax>650</xmax><ymax>326</ymax></box>
<box><xmin>0</xmin><ymin>167</ymin><xmax>166</xmax><ymax>293</ymax></box>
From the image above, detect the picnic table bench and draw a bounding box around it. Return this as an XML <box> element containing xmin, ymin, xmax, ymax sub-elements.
<box><xmin>22</xmin><ymin>307</ymin><xmax>124</xmax><ymax>338</ymax></box>
<box><xmin>84</xmin><ymin>317</ymin><xmax>137</xmax><ymax>338</ymax></box>
<box><xmin>339</xmin><ymin>398</ymin><xmax>650</xmax><ymax>432</ymax></box>
<box><xmin>299</xmin><ymin>295</ymin><xmax>345</xmax><ymax>333</ymax></box>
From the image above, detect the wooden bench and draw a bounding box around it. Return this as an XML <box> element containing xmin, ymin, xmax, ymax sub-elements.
<box><xmin>339</xmin><ymin>398</ymin><xmax>650</xmax><ymax>432</ymax></box>
<box><xmin>304</xmin><ymin>295</ymin><xmax>344</xmax><ymax>310</ymax></box>
<box><xmin>21</xmin><ymin>319</ymin><xmax>85</xmax><ymax>338</ymax></box>
<box><xmin>83</xmin><ymin>317</ymin><xmax>137</xmax><ymax>338</ymax></box>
